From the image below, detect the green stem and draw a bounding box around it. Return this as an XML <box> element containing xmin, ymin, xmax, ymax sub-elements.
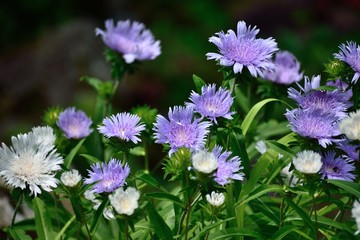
<box><xmin>310</xmin><ymin>193</ymin><xmax>319</xmax><ymax>240</ymax></box>
<box><xmin>143</xmin><ymin>139</ymin><xmax>149</xmax><ymax>173</ymax></box>
<box><xmin>10</xmin><ymin>191</ymin><xmax>24</xmax><ymax>228</ymax></box>
<box><xmin>78</xmin><ymin>203</ymin><xmax>91</xmax><ymax>240</ymax></box>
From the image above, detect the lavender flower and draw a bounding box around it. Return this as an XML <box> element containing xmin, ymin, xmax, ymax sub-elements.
<box><xmin>57</xmin><ymin>107</ymin><xmax>93</xmax><ymax>139</ymax></box>
<box><xmin>206</xmin><ymin>21</ymin><xmax>278</xmax><ymax>77</ymax></box>
<box><xmin>326</xmin><ymin>79</ymin><xmax>352</xmax><ymax>99</ymax></box>
<box><xmin>264</xmin><ymin>51</ymin><xmax>303</xmax><ymax>84</ymax></box>
<box><xmin>334</xmin><ymin>41</ymin><xmax>360</xmax><ymax>83</ymax></box>
<box><xmin>153</xmin><ymin>106</ymin><xmax>211</xmax><ymax>156</ymax></box>
<box><xmin>288</xmin><ymin>75</ymin><xmax>351</xmax><ymax>119</ymax></box>
<box><xmin>336</xmin><ymin>139</ymin><xmax>359</xmax><ymax>162</ymax></box>
<box><xmin>320</xmin><ymin>151</ymin><xmax>355</xmax><ymax>181</ymax></box>
<box><xmin>212</xmin><ymin>145</ymin><xmax>244</xmax><ymax>186</ymax></box>
<box><xmin>96</xmin><ymin>19</ymin><xmax>161</xmax><ymax>64</ymax></box>
<box><xmin>186</xmin><ymin>84</ymin><xmax>234</xmax><ymax>124</ymax></box>
<box><xmin>84</xmin><ymin>159</ymin><xmax>130</xmax><ymax>194</ymax></box>
<box><xmin>285</xmin><ymin>108</ymin><xmax>341</xmax><ymax>147</ymax></box>
<box><xmin>98</xmin><ymin>113</ymin><xmax>145</xmax><ymax>144</ymax></box>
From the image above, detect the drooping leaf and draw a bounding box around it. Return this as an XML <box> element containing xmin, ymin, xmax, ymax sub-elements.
<box><xmin>64</xmin><ymin>138</ymin><xmax>86</xmax><ymax>169</ymax></box>
<box><xmin>33</xmin><ymin>197</ymin><xmax>55</xmax><ymax>240</ymax></box>
<box><xmin>146</xmin><ymin>202</ymin><xmax>173</xmax><ymax>240</ymax></box>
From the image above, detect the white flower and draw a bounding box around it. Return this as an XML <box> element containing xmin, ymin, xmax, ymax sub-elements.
<box><xmin>109</xmin><ymin>187</ymin><xmax>140</xmax><ymax>216</ymax></box>
<box><xmin>31</xmin><ymin>126</ymin><xmax>56</xmax><ymax>149</ymax></box>
<box><xmin>206</xmin><ymin>191</ymin><xmax>225</xmax><ymax>207</ymax></box>
<box><xmin>339</xmin><ymin>110</ymin><xmax>360</xmax><ymax>140</ymax></box>
<box><xmin>292</xmin><ymin>150</ymin><xmax>322</xmax><ymax>174</ymax></box>
<box><xmin>352</xmin><ymin>200</ymin><xmax>360</xmax><ymax>234</ymax></box>
<box><xmin>280</xmin><ymin>163</ymin><xmax>298</xmax><ymax>186</ymax></box>
<box><xmin>192</xmin><ymin>150</ymin><xmax>218</xmax><ymax>174</ymax></box>
<box><xmin>255</xmin><ymin>140</ymin><xmax>268</xmax><ymax>154</ymax></box>
<box><xmin>0</xmin><ymin>127</ymin><xmax>63</xmax><ymax>196</ymax></box>
<box><xmin>61</xmin><ymin>169</ymin><xmax>82</xmax><ymax>187</ymax></box>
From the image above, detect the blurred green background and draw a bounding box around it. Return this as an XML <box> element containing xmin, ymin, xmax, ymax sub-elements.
<box><xmin>1</xmin><ymin>0</ymin><xmax>360</xmax><ymax>142</ymax></box>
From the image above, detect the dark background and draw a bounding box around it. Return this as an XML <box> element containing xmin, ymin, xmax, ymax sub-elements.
<box><xmin>1</xmin><ymin>0</ymin><xmax>360</xmax><ymax>143</ymax></box>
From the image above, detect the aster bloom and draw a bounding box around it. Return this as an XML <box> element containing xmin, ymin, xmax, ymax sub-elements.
<box><xmin>31</xmin><ymin>126</ymin><xmax>56</xmax><ymax>149</ymax></box>
<box><xmin>212</xmin><ymin>145</ymin><xmax>244</xmax><ymax>186</ymax></box>
<box><xmin>339</xmin><ymin>110</ymin><xmax>360</xmax><ymax>141</ymax></box>
<box><xmin>285</xmin><ymin>108</ymin><xmax>341</xmax><ymax>147</ymax></box>
<box><xmin>292</xmin><ymin>150</ymin><xmax>322</xmax><ymax>174</ymax></box>
<box><xmin>264</xmin><ymin>50</ymin><xmax>303</xmax><ymax>84</ymax></box>
<box><xmin>206</xmin><ymin>21</ymin><xmax>278</xmax><ymax>78</ymax></box>
<box><xmin>352</xmin><ymin>200</ymin><xmax>360</xmax><ymax>235</ymax></box>
<box><xmin>57</xmin><ymin>107</ymin><xmax>93</xmax><ymax>139</ymax></box>
<box><xmin>320</xmin><ymin>151</ymin><xmax>355</xmax><ymax>181</ymax></box>
<box><xmin>60</xmin><ymin>169</ymin><xmax>82</xmax><ymax>187</ymax></box>
<box><xmin>186</xmin><ymin>84</ymin><xmax>234</xmax><ymax>124</ymax></box>
<box><xmin>288</xmin><ymin>75</ymin><xmax>351</xmax><ymax>119</ymax></box>
<box><xmin>153</xmin><ymin>106</ymin><xmax>211</xmax><ymax>156</ymax></box>
<box><xmin>206</xmin><ymin>191</ymin><xmax>225</xmax><ymax>207</ymax></box>
<box><xmin>98</xmin><ymin>113</ymin><xmax>145</xmax><ymax>144</ymax></box>
<box><xmin>334</xmin><ymin>41</ymin><xmax>360</xmax><ymax>83</ymax></box>
<box><xmin>0</xmin><ymin>127</ymin><xmax>63</xmax><ymax>196</ymax></box>
<box><xmin>109</xmin><ymin>187</ymin><xmax>140</xmax><ymax>216</ymax></box>
<box><xmin>336</xmin><ymin>139</ymin><xmax>359</xmax><ymax>162</ymax></box>
<box><xmin>96</xmin><ymin>19</ymin><xmax>161</xmax><ymax>64</ymax></box>
<box><xmin>326</xmin><ymin>79</ymin><xmax>352</xmax><ymax>99</ymax></box>
<box><xmin>84</xmin><ymin>158</ymin><xmax>130</xmax><ymax>194</ymax></box>
<box><xmin>191</xmin><ymin>150</ymin><xmax>218</xmax><ymax>174</ymax></box>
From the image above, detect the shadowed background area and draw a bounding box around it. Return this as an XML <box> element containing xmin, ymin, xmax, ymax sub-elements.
<box><xmin>1</xmin><ymin>0</ymin><xmax>360</xmax><ymax>142</ymax></box>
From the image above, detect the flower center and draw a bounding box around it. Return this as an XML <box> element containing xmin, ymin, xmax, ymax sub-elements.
<box><xmin>11</xmin><ymin>152</ymin><xmax>42</xmax><ymax>181</ymax></box>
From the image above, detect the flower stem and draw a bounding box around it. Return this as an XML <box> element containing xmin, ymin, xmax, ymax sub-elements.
<box><xmin>10</xmin><ymin>191</ymin><xmax>24</xmax><ymax>228</ymax></box>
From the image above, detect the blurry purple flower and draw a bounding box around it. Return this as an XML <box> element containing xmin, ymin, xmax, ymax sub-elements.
<box><xmin>334</xmin><ymin>41</ymin><xmax>360</xmax><ymax>83</ymax></box>
<box><xmin>153</xmin><ymin>106</ymin><xmax>211</xmax><ymax>156</ymax></box>
<box><xmin>212</xmin><ymin>145</ymin><xmax>244</xmax><ymax>185</ymax></box>
<box><xmin>336</xmin><ymin>138</ymin><xmax>360</xmax><ymax>162</ymax></box>
<box><xmin>186</xmin><ymin>84</ymin><xmax>234</xmax><ymax>124</ymax></box>
<box><xmin>264</xmin><ymin>51</ymin><xmax>303</xmax><ymax>84</ymax></box>
<box><xmin>84</xmin><ymin>158</ymin><xmax>130</xmax><ymax>193</ymax></box>
<box><xmin>206</xmin><ymin>21</ymin><xmax>278</xmax><ymax>78</ymax></box>
<box><xmin>96</xmin><ymin>19</ymin><xmax>161</xmax><ymax>63</ymax></box>
<box><xmin>326</xmin><ymin>79</ymin><xmax>352</xmax><ymax>99</ymax></box>
<box><xmin>285</xmin><ymin>108</ymin><xmax>341</xmax><ymax>147</ymax></box>
<box><xmin>98</xmin><ymin>113</ymin><xmax>145</xmax><ymax>144</ymax></box>
<box><xmin>57</xmin><ymin>107</ymin><xmax>93</xmax><ymax>139</ymax></box>
<box><xmin>320</xmin><ymin>151</ymin><xmax>355</xmax><ymax>181</ymax></box>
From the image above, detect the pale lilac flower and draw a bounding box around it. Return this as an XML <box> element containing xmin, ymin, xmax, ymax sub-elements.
<box><xmin>320</xmin><ymin>151</ymin><xmax>355</xmax><ymax>181</ymax></box>
<box><xmin>352</xmin><ymin>200</ymin><xmax>360</xmax><ymax>235</ymax></box>
<box><xmin>336</xmin><ymin>139</ymin><xmax>359</xmax><ymax>162</ymax></box>
<box><xmin>339</xmin><ymin>110</ymin><xmax>360</xmax><ymax>141</ymax></box>
<box><xmin>96</xmin><ymin>19</ymin><xmax>161</xmax><ymax>64</ymax></box>
<box><xmin>334</xmin><ymin>41</ymin><xmax>360</xmax><ymax>83</ymax></box>
<box><xmin>191</xmin><ymin>150</ymin><xmax>218</xmax><ymax>174</ymax></box>
<box><xmin>206</xmin><ymin>21</ymin><xmax>278</xmax><ymax>77</ymax></box>
<box><xmin>326</xmin><ymin>79</ymin><xmax>352</xmax><ymax>99</ymax></box>
<box><xmin>57</xmin><ymin>107</ymin><xmax>93</xmax><ymax>139</ymax></box>
<box><xmin>153</xmin><ymin>106</ymin><xmax>211</xmax><ymax>156</ymax></box>
<box><xmin>60</xmin><ymin>169</ymin><xmax>82</xmax><ymax>187</ymax></box>
<box><xmin>84</xmin><ymin>158</ymin><xmax>130</xmax><ymax>194</ymax></box>
<box><xmin>109</xmin><ymin>187</ymin><xmax>140</xmax><ymax>216</ymax></box>
<box><xmin>264</xmin><ymin>51</ymin><xmax>303</xmax><ymax>84</ymax></box>
<box><xmin>98</xmin><ymin>113</ymin><xmax>145</xmax><ymax>144</ymax></box>
<box><xmin>206</xmin><ymin>191</ymin><xmax>225</xmax><ymax>207</ymax></box>
<box><xmin>212</xmin><ymin>145</ymin><xmax>244</xmax><ymax>186</ymax></box>
<box><xmin>285</xmin><ymin>109</ymin><xmax>341</xmax><ymax>147</ymax></box>
<box><xmin>292</xmin><ymin>150</ymin><xmax>322</xmax><ymax>174</ymax></box>
<box><xmin>186</xmin><ymin>84</ymin><xmax>234</xmax><ymax>124</ymax></box>
<box><xmin>0</xmin><ymin>127</ymin><xmax>63</xmax><ymax>196</ymax></box>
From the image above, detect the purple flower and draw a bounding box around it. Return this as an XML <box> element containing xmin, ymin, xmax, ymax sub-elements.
<box><xmin>320</xmin><ymin>151</ymin><xmax>355</xmax><ymax>182</ymax></box>
<box><xmin>264</xmin><ymin>51</ymin><xmax>303</xmax><ymax>85</ymax></box>
<box><xmin>206</xmin><ymin>21</ymin><xmax>278</xmax><ymax>78</ymax></box>
<box><xmin>285</xmin><ymin>108</ymin><xmax>341</xmax><ymax>147</ymax></box>
<box><xmin>84</xmin><ymin>158</ymin><xmax>130</xmax><ymax>193</ymax></box>
<box><xmin>98</xmin><ymin>113</ymin><xmax>145</xmax><ymax>144</ymax></box>
<box><xmin>336</xmin><ymin>138</ymin><xmax>360</xmax><ymax>162</ymax></box>
<box><xmin>326</xmin><ymin>79</ymin><xmax>352</xmax><ymax>99</ymax></box>
<box><xmin>288</xmin><ymin>75</ymin><xmax>351</xmax><ymax>119</ymax></box>
<box><xmin>334</xmin><ymin>41</ymin><xmax>360</xmax><ymax>83</ymax></box>
<box><xmin>186</xmin><ymin>84</ymin><xmax>234</xmax><ymax>124</ymax></box>
<box><xmin>212</xmin><ymin>145</ymin><xmax>244</xmax><ymax>186</ymax></box>
<box><xmin>153</xmin><ymin>106</ymin><xmax>211</xmax><ymax>156</ymax></box>
<box><xmin>57</xmin><ymin>107</ymin><xmax>93</xmax><ymax>139</ymax></box>
<box><xmin>96</xmin><ymin>19</ymin><xmax>161</xmax><ymax>63</ymax></box>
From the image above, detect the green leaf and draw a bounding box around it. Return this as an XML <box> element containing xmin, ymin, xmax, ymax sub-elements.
<box><xmin>136</xmin><ymin>172</ymin><xmax>161</xmax><ymax>188</ymax></box>
<box><xmin>33</xmin><ymin>197</ymin><xmax>55</xmax><ymax>240</ymax></box>
<box><xmin>145</xmin><ymin>192</ymin><xmax>184</xmax><ymax>208</ymax></box>
<box><xmin>191</xmin><ymin>217</ymin><xmax>236</xmax><ymax>240</ymax></box>
<box><xmin>229</xmin><ymin>130</ymin><xmax>250</xmax><ymax>178</ymax></box>
<box><xmin>7</xmin><ymin>229</ymin><xmax>32</xmax><ymax>240</ymax></box>
<box><xmin>270</xmin><ymin>225</ymin><xmax>299</xmax><ymax>240</ymax></box>
<box><xmin>80</xmin><ymin>153</ymin><xmax>101</xmax><ymax>164</ymax></box>
<box><xmin>207</xmin><ymin>227</ymin><xmax>267</xmax><ymax>240</ymax></box>
<box><xmin>90</xmin><ymin>198</ymin><xmax>109</xmax><ymax>236</ymax></box>
<box><xmin>327</xmin><ymin>179</ymin><xmax>360</xmax><ymax>198</ymax></box>
<box><xmin>64</xmin><ymin>138</ymin><xmax>86</xmax><ymax>169</ymax></box>
<box><xmin>146</xmin><ymin>202</ymin><xmax>173</xmax><ymax>240</ymax></box>
<box><xmin>129</xmin><ymin>146</ymin><xmax>145</xmax><ymax>156</ymax></box>
<box><xmin>238</xmin><ymin>184</ymin><xmax>284</xmax><ymax>206</ymax></box>
<box><xmin>54</xmin><ymin>215</ymin><xmax>76</xmax><ymax>240</ymax></box>
<box><xmin>241</xmin><ymin>98</ymin><xmax>284</xmax><ymax>136</ymax></box>
<box><xmin>192</xmin><ymin>74</ymin><xmax>206</xmax><ymax>93</ymax></box>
